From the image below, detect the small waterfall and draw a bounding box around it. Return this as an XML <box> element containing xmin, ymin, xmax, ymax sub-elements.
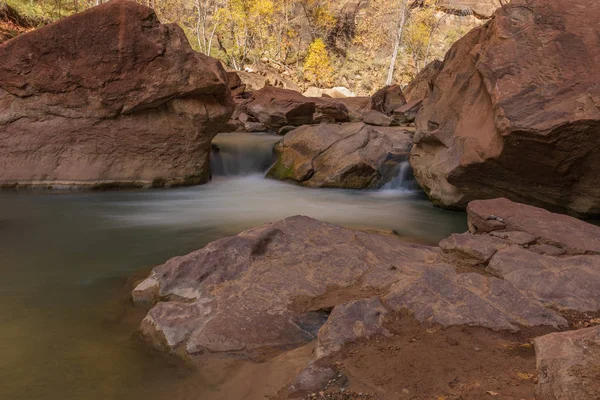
<box><xmin>383</xmin><ymin>161</ymin><xmax>418</xmax><ymax>191</ymax></box>
<box><xmin>211</xmin><ymin>132</ymin><xmax>281</xmax><ymax>176</ymax></box>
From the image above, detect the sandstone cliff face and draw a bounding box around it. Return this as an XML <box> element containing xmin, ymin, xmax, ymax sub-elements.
<box><xmin>410</xmin><ymin>0</ymin><xmax>600</xmax><ymax>217</ymax></box>
<box><xmin>0</xmin><ymin>0</ymin><xmax>233</xmax><ymax>188</ymax></box>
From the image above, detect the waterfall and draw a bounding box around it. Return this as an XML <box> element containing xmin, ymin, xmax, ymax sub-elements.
<box><xmin>211</xmin><ymin>132</ymin><xmax>281</xmax><ymax>176</ymax></box>
<box><xmin>382</xmin><ymin>161</ymin><xmax>418</xmax><ymax>191</ymax></box>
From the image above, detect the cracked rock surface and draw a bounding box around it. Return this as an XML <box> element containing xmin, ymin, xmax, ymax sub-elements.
<box><xmin>132</xmin><ymin>198</ymin><xmax>600</xmax><ymax>397</ymax></box>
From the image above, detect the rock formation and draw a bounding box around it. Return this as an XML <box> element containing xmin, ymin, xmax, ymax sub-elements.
<box><xmin>410</xmin><ymin>0</ymin><xmax>600</xmax><ymax>217</ymax></box>
<box><xmin>132</xmin><ymin>197</ymin><xmax>600</xmax><ymax>397</ymax></box>
<box><xmin>438</xmin><ymin>0</ymin><xmax>500</xmax><ymax>19</ymax></box>
<box><xmin>534</xmin><ymin>326</ymin><xmax>600</xmax><ymax>400</ymax></box>
<box><xmin>0</xmin><ymin>0</ymin><xmax>233</xmax><ymax>188</ymax></box>
<box><xmin>229</xmin><ymin>86</ymin><xmax>351</xmax><ymax>131</ymax></box>
<box><xmin>266</xmin><ymin>123</ymin><xmax>413</xmax><ymax>189</ymax></box>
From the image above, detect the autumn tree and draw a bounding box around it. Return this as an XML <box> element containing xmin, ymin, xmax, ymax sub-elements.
<box><xmin>303</xmin><ymin>37</ymin><xmax>332</xmax><ymax>85</ymax></box>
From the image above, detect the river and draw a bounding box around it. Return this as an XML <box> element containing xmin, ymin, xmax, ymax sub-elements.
<box><xmin>0</xmin><ymin>132</ymin><xmax>466</xmax><ymax>400</ymax></box>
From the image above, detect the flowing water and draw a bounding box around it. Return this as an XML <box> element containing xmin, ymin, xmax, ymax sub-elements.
<box><xmin>0</xmin><ymin>132</ymin><xmax>466</xmax><ymax>400</ymax></box>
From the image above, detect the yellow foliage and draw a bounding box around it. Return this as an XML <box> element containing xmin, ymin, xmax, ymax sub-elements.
<box><xmin>303</xmin><ymin>38</ymin><xmax>333</xmax><ymax>85</ymax></box>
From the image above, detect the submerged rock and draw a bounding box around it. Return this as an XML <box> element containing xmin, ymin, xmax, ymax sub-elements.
<box><xmin>0</xmin><ymin>0</ymin><xmax>233</xmax><ymax>188</ymax></box>
<box><xmin>266</xmin><ymin>123</ymin><xmax>413</xmax><ymax>189</ymax></box>
<box><xmin>410</xmin><ymin>0</ymin><xmax>600</xmax><ymax>217</ymax></box>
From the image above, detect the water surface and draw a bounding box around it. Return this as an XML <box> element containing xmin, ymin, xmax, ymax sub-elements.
<box><xmin>0</xmin><ymin>132</ymin><xmax>466</xmax><ymax>400</ymax></box>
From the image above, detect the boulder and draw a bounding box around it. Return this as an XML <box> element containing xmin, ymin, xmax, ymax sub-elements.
<box><xmin>133</xmin><ymin>213</ymin><xmax>568</xmax><ymax>358</ymax></box>
<box><xmin>304</xmin><ymin>86</ymin><xmax>355</xmax><ymax>99</ymax></box>
<box><xmin>132</xmin><ymin>199</ymin><xmax>600</xmax><ymax>396</ymax></box>
<box><xmin>363</xmin><ymin>110</ymin><xmax>395</xmax><ymax>127</ymax></box>
<box><xmin>370</xmin><ymin>84</ymin><xmax>406</xmax><ymax>116</ymax></box>
<box><xmin>467</xmin><ymin>198</ymin><xmax>600</xmax><ymax>255</ymax></box>
<box><xmin>238</xmin><ymin>87</ymin><xmax>349</xmax><ymax>129</ymax></box>
<box><xmin>410</xmin><ymin>0</ymin><xmax>600</xmax><ymax>217</ymax></box>
<box><xmin>393</xmin><ymin>99</ymin><xmax>423</xmax><ymax>124</ymax></box>
<box><xmin>403</xmin><ymin>60</ymin><xmax>442</xmax><ymax>102</ymax></box>
<box><xmin>266</xmin><ymin>123</ymin><xmax>413</xmax><ymax>189</ymax></box>
<box><xmin>0</xmin><ymin>0</ymin><xmax>233</xmax><ymax>188</ymax></box>
<box><xmin>534</xmin><ymin>326</ymin><xmax>600</xmax><ymax>400</ymax></box>
<box><xmin>488</xmin><ymin>247</ymin><xmax>600</xmax><ymax>312</ymax></box>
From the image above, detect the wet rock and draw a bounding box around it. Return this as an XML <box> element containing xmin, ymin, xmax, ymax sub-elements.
<box><xmin>0</xmin><ymin>0</ymin><xmax>233</xmax><ymax>188</ymax></box>
<box><xmin>534</xmin><ymin>326</ymin><xmax>600</xmax><ymax>400</ymax></box>
<box><xmin>266</xmin><ymin>123</ymin><xmax>413</xmax><ymax>189</ymax></box>
<box><xmin>410</xmin><ymin>0</ymin><xmax>600</xmax><ymax>217</ymax></box>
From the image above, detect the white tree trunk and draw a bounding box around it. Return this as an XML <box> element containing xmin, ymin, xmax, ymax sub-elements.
<box><xmin>386</xmin><ymin>0</ymin><xmax>407</xmax><ymax>86</ymax></box>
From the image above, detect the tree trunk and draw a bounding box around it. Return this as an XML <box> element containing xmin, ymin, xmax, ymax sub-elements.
<box><xmin>386</xmin><ymin>0</ymin><xmax>407</xmax><ymax>86</ymax></box>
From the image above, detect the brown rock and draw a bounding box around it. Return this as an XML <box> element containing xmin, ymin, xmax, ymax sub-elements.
<box><xmin>315</xmin><ymin>298</ymin><xmax>390</xmax><ymax>359</ymax></box>
<box><xmin>534</xmin><ymin>326</ymin><xmax>600</xmax><ymax>400</ymax></box>
<box><xmin>383</xmin><ymin>266</ymin><xmax>566</xmax><ymax>331</ymax></box>
<box><xmin>0</xmin><ymin>0</ymin><xmax>233</xmax><ymax>188</ymax></box>
<box><xmin>266</xmin><ymin>123</ymin><xmax>413</xmax><ymax>189</ymax></box>
<box><xmin>245</xmin><ymin>87</ymin><xmax>316</xmax><ymax>128</ymax></box>
<box><xmin>403</xmin><ymin>60</ymin><xmax>442</xmax><ymax>102</ymax></box>
<box><xmin>467</xmin><ymin>198</ymin><xmax>600</xmax><ymax>254</ymax></box>
<box><xmin>133</xmin><ymin>216</ymin><xmax>443</xmax><ymax>355</ymax></box>
<box><xmin>363</xmin><ymin>110</ymin><xmax>395</xmax><ymax>127</ymax></box>
<box><xmin>410</xmin><ymin>0</ymin><xmax>600</xmax><ymax>217</ymax></box>
<box><xmin>370</xmin><ymin>85</ymin><xmax>406</xmax><ymax>116</ymax></box>
<box><xmin>133</xmin><ymin>214</ymin><xmax>567</xmax><ymax>359</ymax></box>
<box><xmin>487</xmin><ymin>247</ymin><xmax>600</xmax><ymax>312</ymax></box>
<box><xmin>240</xmin><ymin>87</ymin><xmax>349</xmax><ymax>129</ymax></box>
<box><xmin>439</xmin><ymin>233</ymin><xmax>510</xmax><ymax>266</ymax></box>
<box><xmin>393</xmin><ymin>99</ymin><xmax>423</xmax><ymax>124</ymax></box>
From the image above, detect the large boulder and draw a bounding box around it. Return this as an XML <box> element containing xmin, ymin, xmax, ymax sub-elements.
<box><xmin>410</xmin><ymin>0</ymin><xmax>600</xmax><ymax>217</ymax></box>
<box><xmin>403</xmin><ymin>59</ymin><xmax>442</xmax><ymax>103</ymax></box>
<box><xmin>0</xmin><ymin>0</ymin><xmax>233</xmax><ymax>188</ymax></box>
<box><xmin>133</xmin><ymin>213</ymin><xmax>568</xmax><ymax>357</ymax></box>
<box><xmin>534</xmin><ymin>326</ymin><xmax>600</xmax><ymax>400</ymax></box>
<box><xmin>237</xmin><ymin>86</ymin><xmax>350</xmax><ymax>130</ymax></box>
<box><xmin>132</xmin><ymin>199</ymin><xmax>600</xmax><ymax>396</ymax></box>
<box><xmin>266</xmin><ymin>123</ymin><xmax>413</xmax><ymax>189</ymax></box>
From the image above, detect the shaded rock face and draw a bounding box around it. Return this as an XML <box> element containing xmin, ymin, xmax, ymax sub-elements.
<box><xmin>370</xmin><ymin>84</ymin><xmax>406</xmax><ymax>116</ymax></box>
<box><xmin>0</xmin><ymin>0</ymin><xmax>233</xmax><ymax>188</ymax></box>
<box><xmin>266</xmin><ymin>123</ymin><xmax>413</xmax><ymax>189</ymax></box>
<box><xmin>132</xmin><ymin>198</ymin><xmax>600</xmax><ymax>395</ymax></box>
<box><xmin>410</xmin><ymin>0</ymin><xmax>600</xmax><ymax>217</ymax></box>
<box><xmin>534</xmin><ymin>326</ymin><xmax>600</xmax><ymax>400</ymax></box>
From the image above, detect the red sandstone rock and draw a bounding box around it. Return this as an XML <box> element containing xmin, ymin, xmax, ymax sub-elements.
<box><xmin>410</xmin><ymin>0</ymin><xmax>600</xmax><ymax>217</ymax></box>
<box><xmin>0</xmin><ymin>0</ymin><xmax>233</xmax><ymax>188</ymax></box>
